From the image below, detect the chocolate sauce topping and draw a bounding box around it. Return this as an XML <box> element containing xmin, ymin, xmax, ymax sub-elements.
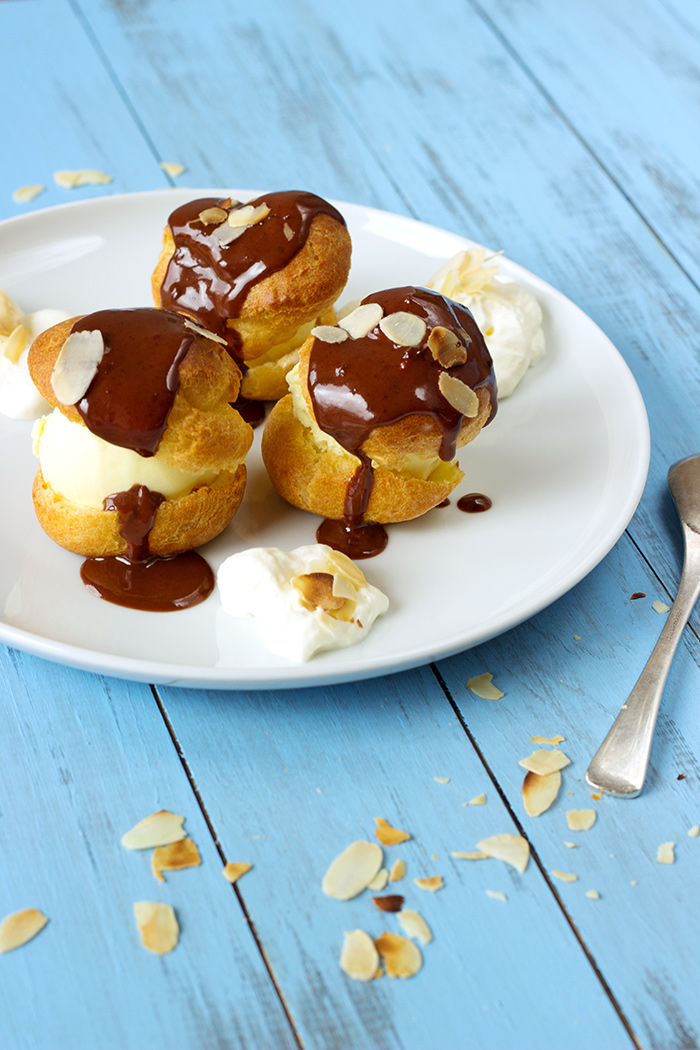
<box><xmin>72</xmin><ymin>308</ymin><xmax>194</xmax><ymax>457</ymax></box>
<box><xmin>160</xmin><ymin>190</ymin><xmax>347</xmax><ymax>355</ymax></box>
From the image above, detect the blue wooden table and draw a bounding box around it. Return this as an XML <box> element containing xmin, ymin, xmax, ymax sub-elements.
<box><xmin>2</xmin><ymin>1</ymin><xmax>700</xmax><ymax>1047</ymax></box>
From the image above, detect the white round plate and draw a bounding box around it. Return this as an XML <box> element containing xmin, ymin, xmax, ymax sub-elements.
<box><xmin>0</xmin><ymin>189</ymin><xmax>649</xmax><ymax>689</ymax></box>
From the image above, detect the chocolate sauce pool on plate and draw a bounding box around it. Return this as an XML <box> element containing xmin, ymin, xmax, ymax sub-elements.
<box><xmin>457</xmin><ymin>492</ymin><xmax>492</xmax><ymax>513</ymax></box>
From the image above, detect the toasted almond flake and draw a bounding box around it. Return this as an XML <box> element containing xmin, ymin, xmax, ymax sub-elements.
<box><xmin>374</xmin><ymin>932</ymin><xmax>422</xmax><ymax>978</ymax></box>
<box><xmin>466</xmin><ymin>673</ymin><xmax>503</xmax><ymax>700</ymax></box>
<box><xmin>657</xmin><ymin>842</ymin><xmax>675</xmax><ymax>864</ymax></box>
<box><xmin>379</xmin><ymin>311</ymin><xmax>426</xmax><ymax>347</ymax></box>
<box><xmin>469</xmin><ymin>793</ymin><xmax>487</xmax><ymax>806</ymax></box>
<box><xmin>564</xmin><ymin>841</ymin><xmax>578</xmax><ymax>849</ymax></box>
<box><xmin>338</xmin><ymin>302</ymin><xmax>383</xmax><ymax>340</ymax></box>
<box><xmin>388</xmin><ymin>858</ymin><xmax>406</xmax><ymax>882</ymax></box>
<box><xmin>451</xmin><ymin>850</ymin><xmax>488</xmax><ymax>860</ymax></box>
<box><xmin>311</xmin><ymin>324</ymin><xmax>348</xmax><ymax>344</ymax></box>
<box><xmin>292</xmin><ymin>572</ymin><xmax>347</xmax><ymax>613</ymax></box>
<box><xmin>438</xmin><ymin>371</ymin><xmax>479</xmax><ymax>417</ymax></box>
<box><xmin>374</xmin><ymin>818</ymin><xmax>411</xmax><ymax>846</ymax></box>
<box><xmin>518</xmin><ymin>748</ymin><xmax>571</xmax><ymax>776</ymax></box>
<box><xmin>688</xmin><ymin>825</ymin><xmax>700</xmax><ymax>838</ymax></box>
<box><xmin>566</xmin><ymin>809</ymin><xmax>597</xmax><ymax>832</ymax></box>
<box><xmin>51</xmin><ymin>329</ymin><xmax>105</xmax><ymax>405</ymax></box>
<box><xmin>530</xmin><ymin>735</ymin><xmax>565</xmax><ymax>746</ymax></box>
<box><xmin>12</xmin><ymin>184</ymin><xmax>45</xmax><ymax>204</ymax></box>
<box><xmin>427</xmin><ymin>325</ymin><xmax>468</xmax><ymax>367</ymax></box>
<box><xmin>340</xmin><ymin>929</ymin><xmax>380</xmax><ymax>982</ymax></box>
<box><xmin>160</xmin><ymin>162</ymin><xmax>185</xmax><ymax>177</ymax></box>
<box><xmin>151</xmin><ymin>838</ymin><xmax>201</xmax><ymax>882</ymax></box>
<box><xmin>522</xmin><ymin>769</ymin><xmax>561</xmax><ymax>817</ymax></box>
<box><xmin>476</xmin><ymin>834</ymin><xmax>529</xmax><ymax>874</ymax></box>
<box><xmin>591</xmin><ymin>793</ymin><xmax>603</xmax><ymax>800</ymax></box>
<box><xmin>322</xmin><ymin>840</ymin><xmax>383</xmax><ymax>900</ymax></box>
<box><xmin>133</xmin><ymin>902</ymin><xmax>179</xmax><ymax>955</ymax></box>
<box><xmin>54</xmin><ymin>168</ymin><xmax>112</xmax><ymax>188</ymax></box>
<box><xmin>413</xmin><ymin>875</ymin><xmax>444</xmax><ymax>892</ymax></box>
<box><xmin>434</xmin><ymin>777</ymin><xmax>450</xmax><ymax>784</ymax></box>
<box><xmin>0</xmin><ymin>909</ymin><xmax>48</xmax><ymax>954</ymax></box>
<box><xmin>228</xmin><ymin>202</ymin><xmax>270</xmax><ymax>228</ymax></box>
<box><xmin>551</xmin><ymin>870</ymin><xmax>578</xmax><ymax>883</ymax></box>
<box><xmin>2</xmin><ymin>324</ymin><xmax>29</xmax><ymax>365</ymax></box>
<box><xmin>398</xmin><ymin>908</ymin><xmax>432</xmax><ymax>945</ymax></box>
<box><xmin>585</xmin><ymin>890</ymin><xmax>601</xmax><ymax>900</ymax></box>
<box><xmin>653</xmin><ymin>600</ymin><xmax>670</xmax><ymax>614</ymax></box>
<box><xmin>222</xmin><ymin>862</ymin><xmax>252</xmax><ymax>884</ymax></box>
<box><xmin>121</xmin><ymin>810</ymin><xmax>186</xmax><ymax>851</ymax></box>
<box><xmin>372</xmin><ymin>894</ymin><xmax>405</xmax><ymax>913</ymax></box>
<box><xmin>485</xmin><ymin>890</ymin><xmax>507</xmax><ymax>902</ymax></box>
<box><xmin>283</xmin><ymin>221</ymin><xmax>294</xmax><ymax>241</ymax></box>
<box><xmin>183</xmin><ymin>318</ymin><xmax>227</xmax><ymax>345</ymax></box>
<box><xmin>198</xmin><ymin>206</ymin><xmax>229</xmax><ymax>225</ymax></box>
<box><xmin>215</xmin><ymin>222</ymin><xmax>247</xmax><ymax>246</ymax></box>
<box><xmin>368</xmin><ymin>868</ymin><xmax>389</xmax><ymax>891</ymax></box>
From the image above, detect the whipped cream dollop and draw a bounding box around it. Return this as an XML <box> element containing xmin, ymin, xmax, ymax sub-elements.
<box><xmin>428</xmin><ymin>249</ymin><xmax>545</xmax><ymax>398</ymax></box>
<box><xmin>0</xmin><ymin>289</ymin><xmax>70</xmax><ymax>419</ymax></box>
<box><xmin>217</xmin><ymin>544</ymin><xmax>389</xmax><ymax>661</ymax></box>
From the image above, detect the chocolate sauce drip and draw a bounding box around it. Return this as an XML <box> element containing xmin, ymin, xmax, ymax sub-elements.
<box><xmin>103</xmin><ymin>485</ymin><xmax>164</xmax><ymax>560</ymax></box>
<box><xmin>73</xmin><ymin>309</ymin><xmax>193</xmax><ymax>457</ymax></box>
<box><xmin>309</xmin><ymin>287</ymin><xmax>496</xmax><ymax>556</ymax></box>
<box><xmin>316</xmin><ymin>518</ymin><xmax>388</xmax><ymax>560</ymax></box>
<box><xmin>232</xmin><ymin>394</ymin><xmax>267</xmax><ymax>429</ymax></box>
<box><xmin>457</xmin><ymin>492</ymin><xmax>492</xmax><ymax>513</ymax></box>
<box><xmin>160</xmin><ymin>190</ymin><xmax>347</xmax><ymax>356</ymax></box>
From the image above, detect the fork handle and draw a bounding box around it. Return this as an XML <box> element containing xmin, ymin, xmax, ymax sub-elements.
<box><xmin>585</xmin><ymin>525</ymin><xmax>700</xmax><ymax>797</ymax></box>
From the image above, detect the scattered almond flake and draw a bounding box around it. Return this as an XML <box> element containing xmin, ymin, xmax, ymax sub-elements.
<box><xmin>573</xmin><ymin>635</ymin><xmax>581</xmax><ymax>640</ymax></box>
<box><xmin>564</xmin><ymin>842</ymin><xmax>578</xmax><ymax>849</ymax></box>
<box><xmin>653</xmin><ymin>600</ymin><xmax>670</xmax><ymax>614</ymax></box>
<box><xmin>657</xmin><ymin>842</ymin><xmax>675</xmax><ymax>864</ymax></box>
<box><xmin>322</xmin><ymin>840</ymin><xmax>383</xmax><ymax>900</ymax></box>
<box><xmin>565</xmin><ymin>809</ymin><xmax>597</xmax><ymax>832</ymax></box>
<box><xmin>372</xmin><ymin>894</ymin><xmax>405</xmax><ymax>913</ymax></box>
<box><xmin>12</xmin><ymin>184</ymin><xmax>45</xmax><ymax>204</ymax></box>
<box><xmin>485</xmin><ymin>890</ymin><xmax>507</xmax><ymax>902</ymax></box>
<box><xmin>50</xmin><ymin>329</ymin><xmax>105</xmax><ymax>405</ymax></box>
<box><xmin>368</xmin><ymin>868</ymin><xmax>389</xmax><ymax>891</ymax></box>
<box><xmin>54</xmin><ymin>168</ymin><xmax>113</xmax><ymax>188</ymax></box>
<box><xmin>283</xmin><ymin>221</ymin><xmax>294</xmax><ymax>241</ymax></box>
<box><xmin>160</xmin><ymin>161</ymin><xmax>186</xmax><ymax>177</ymax></box>
<box><xmin>151</xmin><ymin>838</ymin><xmax>201</xmax><ymax>882</ymax></box>
<box><xmin>688</xmin><ymin>825</ymin><xmax>700</xmax><ymax>838</ymax></box>
<box><xmin>311</xmin><ymin>324</ymin><xmax>348</xmax><ymax>344</ymax></box>
<box><xmin>215</xmin><ymin>222</ymin><xmax>247</xmax><ymax>246</ymax></box>
<box><xmin>631</xmin><ymin>880</ymin><xmax>639</xmax><ymax>886</ymax></box>
<box><xmin>198</xmin><ymin>206</ymin><xmax>229</xmax><ymax>225</ymax></box>
<box><xmin>469</xmin><ymin>793</ymin><xmax>487</xmax><ymax>806</ymax></box>
<box><xmin>388</xmin><ymin>858</ymin><xmax>406</xmax><ymax>882</ymax></box>
<box><xmin>551</xmin><ymin>870</ymin><xmax>578</xmax><ymax>883</ymax></box>
<box><xmin>374</xmin><ymin>818</ymin><xmax>411</xmax><ymax>846</ymax></box>
<box><xmin>438</xmin><ymin>371</ymin><xmax>479</xmax><ymax>417</ymax></box>
<box><xmin>630</xmin><ymin>591</ymin><xmax>646</xmax><ymax>600</ymax></box>
<box><xmin>2</xmin><ymin>324</ymin><xmax>29</xmax><ymax>365</ymax></box>
<box><xmin>585</xmin><ymin>890</ymin><xmax>601</xmax><ymax>900</ymax></box>
<box><xmin>476</xmin><ymin>834</ymin><xmax>529</xmax><ymax>874</ymax></box>
<box><xmin>133</xmin><ymin>902</ymin><xmax>179</xmax><ymax>955</ymax></box>
<box><xmin>466</xmin><ymin>673</ymin><xmax>503</xmax><ymax>700</ymax></box>
<box><xmin>433</xmin><ymin>777</ymin><xmax>450</xmax><ymax>784</ymax></box>
<box><xmin>228</xmin><ymin>202</ymin><xmax>270</xmax><ymax>228</ymax></box>
<box><xmin>518</xmin><ymin>748</ymin><xmax>571</xmax><ymax>776</ymax></box>
<box><xmin>590</xmin><ymin>793</ymin><xmax>603</xmax><ymax>800</ymax></box>
<box><xmin>338</xmin><ymin>302</ymin><xmax>383</xmax><ymax>340</ymax></box>
<box><xmin>413</xmin><ymin>875</ymin><xmax>444</xmax><ymax>892</ymax></box>
<box><xmin>530</xmin><ymin>735</ymin><xmax>565</xmax><ymax>746</ymax></box>
<box><xmin>222</xmin><ymin>862</ymin><xmax>252</xmax><ymax>884</ymax></box>
<box><xmin>121</xmin><ymin>810</ymin><xmax>186</xmax><ymax>851</ymax></box>
<box><xmin>183</xmin><ymin>318</ymin><xmax>227</xmax><ymax>345</ymax></box>
<box><xmin>427</xmin><ymin>325</ymin><xmax>467</xmax><ymax>367</ymax></box>
<box><xmin>451</xmin><ymin>850</ymin><xmax>488</xmax><ymax>860</ymax></box>
<box><xmin>0</xmin><ymin>909</ymin><xmax>48</xmax><ymax>954</ymax></box>
<box><xmin>522</xmin><ymin>769</ymin><xmax>561</xmax><ymax>817</ymax></box>
<box><xmin>398</xmin><ymin>909</ymin><xmax>432</xmax><ymax>945</ymax></box>
<box><xmin>431</xmin><ymin>854</ymin><xmax>439</xmax><ymax>861</ymax></box>
<box><xmin>339</xmin><ymin>929</ymin><xmax>380</xmax><ymax>982</ymax></box>
<box><xmin>379</xmin><ymin>311</ymin><xmax>426</xmax><ymax>347</ymax></box>
<box><xmin>374</xmin><ymin>931</ymin><xmax>422</xmax><ymax>978</ymax></box>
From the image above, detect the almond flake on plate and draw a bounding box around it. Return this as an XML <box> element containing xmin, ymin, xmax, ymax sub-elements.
<box><xmin>50</xmin><ymin>329</ymin><xmax>105</xmax><ymax>405</ymax></box>
<box><xmin>551</xmin><ymin>870</ymin><xmax>578</xmax><ymax>883</ymax></box>
<box><xmin>485</xmin><ymin>890</ymin><xmax>507</xmax><ymax>902</ymax></box>
<box><xmin>374</xmin><ymin>817</ymin><xmax>411</xmax><ymax>846</ymax></box>
<box><xmin>222</xmin><ymin>862</ymin><xmax>252</xmax><ymax>884</ymax></box>
<box><xmin>522</xmin><ymin>770</ymin><xmax>561</xmax><ymax>817</ymax></box>
<box><xmin>160</xmin><ymin>162</ymin><xmax>186</xmax><ymax>177</ymax></box>
<box><xmin>388</xmin><ymin>858</ymin><xmax>406</xmax><ymax>882</ymax></box>
<box><xmin>133</xmin><ymin>902</ymin><xmax>179</xmax><ymax>955</ymax></box>
<box><xmin>518</xmin><ymin>748</ymin><xmax>571</xmax><ymax>776</ymax></box>
<box><xmin>466</xmin><ymin>673</ymin><xmax>504</xmax><ymax>700</ymax></box>
<box><xmin>413</xmin><ymin>875</ymin><xmax>444</xmax><ymax>892</ymax></box>
<box><xmin>322</xmin><ymin>840</ymin><xmax>383</xmax><ymax>900</ymax></box>
<box><xmin>451</xmin><ymin>850</ymin><xmax>488</xmax><ymax>860</ymax></box>
<box><xmin>54</xmin><ymin>168</ymin><xmax>113</xmax><ymax>188</ymax></box>
<box><xmin>311</xmin><ymin>325</ymin><xmax>349</xmax><ymax>344</ymax></box>
<box><xmin>121</xmin><ymin>810</ymin><xmax>186</xmax><ymax>850</ymax></box>
<box><xmin>12</xmin><ymin>184</ymin><xmax>45</xmax><ymax>204</ymax></box>
<box><xmin>657</xmin><ymin>842</ymin><xmax>675</xmax><ymax>864</ymax></box>
<box><xmin>340</xmin><ymin>929</ymin><xmax>380</xmax><ymax>982</ymax></box>
<box><xmin>530</xmin><ymin>734</ymin><xmax>565</xmax><ymax>746</ymax></box>
<box><xmin>151</xmin><ymin>838</ymin><xmax>202</xmax><ymax>882</ymax></box>
<box><xmin>0</xmin><ymin>908</ymin><xmax>48</xmax><ymax>954</ymax></box>
<box><xmin>476</xmin><ymin>834</ymin><xmax>530</xmax><ymax>874</ymax></box>
<box><xmin>338</xmin><ymin>302</ymin><xmax>383</xmax><ymax>339</ymax></box>
<box><xmin>379</xmin><ymin>311</ymin><xmax>426</xmax><ymax>347</ymax></box>
<box><xmin>398</xmin><ymin>908</ymin><xmax>432</xmax><ymax>945</ymax></box>
<box><xmin>565</xmin><ymin>809</ymin><xmax>597</xmax><ymax>832</ymax></box>
<box><xmin>374</xmin><ymin>931</ymin><xmax>422</xmax><ymax>978</ymax></box>
<box><xmin>585</xmin><ymin>890</ymin><xmax>601</xmax><ymax>900</ymax></box>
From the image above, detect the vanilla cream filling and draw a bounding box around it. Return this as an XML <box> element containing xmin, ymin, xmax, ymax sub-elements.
<box><xmin>33</xmin><ymin>409</ymin><xmax>218</xmax><ymax>509</ymax></box>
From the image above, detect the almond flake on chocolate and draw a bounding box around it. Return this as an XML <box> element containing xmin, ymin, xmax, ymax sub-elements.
<box><xmin>476</xmin><ymin>834</ymin><xmax>530</xmax><ymax>874</ymax></box>
<box><xmin>133</xmin><ymin>901</ymin><xmax>179</xmax><ymax>955</ymax></box>
<box><xmin>54</xmin><ymin>168</ymin><xmax>113</xmax><ymax>188</ymax></box>
<box><xmin>585</xmin><ymin>890</ymin><xmax>601</xmax><ymax>900</ymax></box>
<box><xmin>311</xmin><ymin>324</ymin><xmax>349</xmax><ymax>344</ymax></box>
<box><xmin>428</xmin><ymin>325</ymin><xmax>468</xmax><ymax>367</ymax></box>
<box><xmin>183</xmin><ymin>319</ymin><xmax>227</xmax><ymax>345</ymax></box>
<box><xmin>222</xmin><ymin>862</ymin><xmax>252</xmax><ymax>884</ymax></box>
<box><xmin>322</xmin><ymin>840</ymin><xmax>383</xmax><ymax>900</ymax></box>
<box><xmin>2</xmin><ymin>324</ymin><xmax>29</xmax><ymax>365</ymax></box>
<box><xmin>372</xmin><ymin>894</ymin><xmax>405</xmax><ymax>912</ymax></box>
<box><xmin>340</xmin><ymin>929</ymin><xmax>380</xmax><ymax>982</ymax></box>
<box><xmin>530</xmin><ymin>734</ymin><xmax>565</xmax><ymax>746</ymax></box>
<box><xmin>657</xmin><ymin>842</ymin><xmax>675</xmax><ymax>864</ymax></box>
<box><xmin>160</xmin><ymin>162</ymin><xmax>186</xmax><ymax>177</ymax></box>
<box><xmin>466</xmin><ymin>673</ymin><xmax>503</xmax><ymax>700</ymax></box>
<box><xmin>12</xmin><ymin>184</ymin><xmax>45</xmax><ymax>204</ymax></box>
<box><xmin>121</xmin><ymin>810</ymin><xmax>186</xmax><ymax>851</ymax></box>
<box><xmin>379</xmin><ymin>311</ymin><xmax>427</xmax><ymax>347</ymax></box>
<box><xmin>388</xmin><ymin>858</ymin><xmax>406</xmax><ymax>882</ymax></box>
<box><xmin>374</xmin><ymin>931</ymin><xmax>422</xmax><ymax>978</ymax></box>
<box><xmin>565</xmin><ymin>809</ymin><xmax>597</xmax><ymax>832</ymax></box>
<box><xmin>338</xmin><ymin>303</ymin><xmax>383</xmax><ymax>340</ymax></box>
<box><xmin>292</xmin><ymin>572</ymin><xmax>347</xmax><ymax>613</ymax></box>
<box><xmin>368</xmin><ymin>868</ymin><xmax>389</xmax><ymax>891</ymax></box>
<box><xmin>215</xmin><ymin>222</ymin><xmax>247</xmax><ymax>246</ymax></box>
<box><xmin>485</xmin><ymin>889</ymin><xmax>507</xmax><ymax>902</ymax></box>
<box><xmin>0</xmin><ymin>908</ymin><xmax>48</xmax><ymax>954</ymax></box>
<box><xmin>518</xmin><ymin>748</ymin><xmax>571</xmax><ymax>776</ymax></box>
<box><xmin>151</xmin><ymin>838</ymin><xmax>202</xmax><ymax>882</ymax></box>
<box><xmin>551</xmin><ymin>870</ymin><xmax>578</xmax><ymax>883</ymax></box>
<box><xmin>228</xmin><ymin>202</ymin><xmax>270</xmax><ymax>228</ymax></box>
<box><xmin>438</xmin><ymin>371</ymin><xmax>479</xmax><ymax>417</ymax></box>
<box><xmin>398</xmin><ymin>908</ymin><xmax>432</xmax><ymax>945</ymax></box>
<box><xmin>451</xmin><ymin>850</ymin><xmax>488</xmax><ymax>860</ymax></box>
<box><xmin>199</xmin><ymin>206</ymin><xmax>229</xmax><ymax>225</ymax></box>
<box><xmin>50</xmin><ymin>329</ymin><xmax>105</xmax><ymax>405</ymax></box>
<box><xmin>283</xmin><ymin>221</ymin><xmax>294</xmax><ymax>241</ymax></box>
<box><xmin>413</xmin><ymin>875</ymin><xmax>444</xmax><ymax>892</ymax></box>
<box><xmin>374</xmin><ymin>817</ymin><xmax>411</xmax><ymax>846</ymax></box>
<box><xmin>523</xmin><ymin>770</ymin><xmax>561</xmax><ymax>817</ymax></box>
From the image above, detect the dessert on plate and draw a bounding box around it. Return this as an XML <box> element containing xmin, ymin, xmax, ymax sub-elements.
<box><xmin>151</xmin><ymin>190</ymin><xmax>352</xmax><ymax>406</ymax></box>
